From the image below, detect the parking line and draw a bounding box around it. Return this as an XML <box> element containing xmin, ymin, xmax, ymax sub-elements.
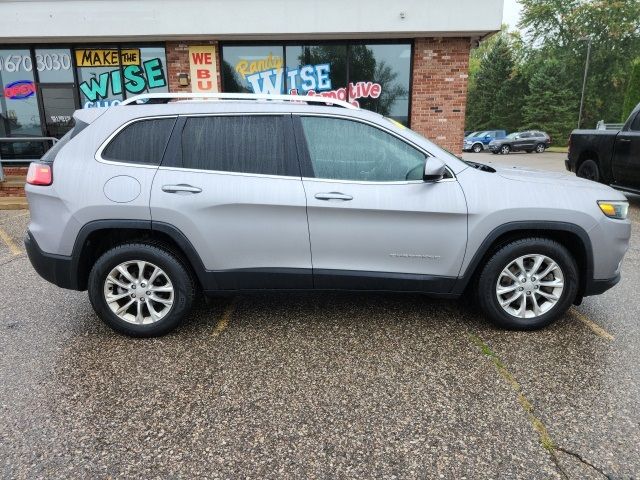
<box><xmin>470</xmin><ymin>334</ymin><xmax>556</xmax><ymax>453</ymax></box>
<box><xmin>570</xmin><ymin>308</ymin><xmax>614</xmax><ymax>341</ymax></box>
<box><xmin>212</xmin><ymin>298</ymin><xmax>237</xmax><ymax>337</ymax></box>
<box><xmin>0</xmin><ymin>226</ymin><xmax>21</xmax><ymax>256</ymax></box>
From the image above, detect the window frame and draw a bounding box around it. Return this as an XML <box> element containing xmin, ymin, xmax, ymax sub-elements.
<box><xmin>292</xmin><ymin>113</ymin><xmax>455</xmax><ymax>185</ymax></box>
<box><xmin>95</xmin><ymin>115</ymin><xmax>177</xmax><ymax>168</ymax></box>
<box><xmin>158</xmin><ymin>112</ymin><xmax>301</xmax><ymax>179</ymax></box>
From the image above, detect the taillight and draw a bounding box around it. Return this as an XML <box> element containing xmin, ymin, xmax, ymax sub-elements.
<box><xmin>26</xmin><ymin>163</ymin><xmax>53</xmax><ymax>186</ymax></box>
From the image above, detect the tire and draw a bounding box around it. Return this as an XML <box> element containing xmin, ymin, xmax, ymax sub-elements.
<box><xmin>576</xmin><ymin>159</ymin><xmax>600</xmax><ymax>182</ymax></box>
<box><xmin>472</xmin><ymin>143</ymin><xmax>483</xmax><ymax>153</ymax></box>
<box><xmin>477</xmin><ymin>238</ymin><xmax>578</xmax><ymax>330</ymax></box>
<box><xmin>500</xmin><ymin>144</ymin><xmax>511</xmax><ymax>155</ymax></box>
<box><xmin>88</xmin><ymin>243</ymin><xmax>196</xmax><ymax>337</ymax></box>
<box><xmin>535</xmin><ymin>143</ymin><xmax>546</xmax><ymax>153</ymax></box>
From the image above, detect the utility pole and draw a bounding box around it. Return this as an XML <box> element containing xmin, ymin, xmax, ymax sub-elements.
<box><xmin>578</xmin><ymin>37</ymin><xmax>592</xmax><ymax>129</ymax></box>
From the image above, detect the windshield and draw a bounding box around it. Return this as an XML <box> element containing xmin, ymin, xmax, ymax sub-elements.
<box><xmin>466</xmin><ymin>131</ymin><xmax>479</xmax><ymax>138</ymax></box>
<box><xmin>476</xmin><ymin>131</ymin><xmax>490</xmax><ymax>137</ymax></box>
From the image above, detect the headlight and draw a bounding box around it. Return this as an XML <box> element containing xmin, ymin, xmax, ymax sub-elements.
<box><xmin>598</xmin><ymin>201</ymin><xmax>629</xmax><ymax>220</ymax></box>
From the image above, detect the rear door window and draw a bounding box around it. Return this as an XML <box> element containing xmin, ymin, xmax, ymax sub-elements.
<box><xmin>102</xmin><ymin>117</ymin><xmax>176</xmax><ymax>165</ymax></box>
<box><xmin>180</xmin><ymin>115</ymin><xmax>294</xmax><ymax>176</ymax></box>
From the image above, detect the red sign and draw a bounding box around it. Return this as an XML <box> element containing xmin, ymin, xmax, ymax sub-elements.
<box><xmin>4</xmin><ymin>80</ymin><xmax>36</xmax><ymax>99</ymax></box>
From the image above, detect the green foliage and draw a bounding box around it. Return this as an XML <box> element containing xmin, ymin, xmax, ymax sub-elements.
<box><xmin>522</xmin><ymin>59</ymin><xmax>577</xmax><ymax>144</ymax></box>
<box><xmin>466</xmin><ymin>36</ymin><xmax>528</xmax><ymax>133</ymax></box>
<box><xmin>622</xmin><ymin>58</ymin><xmax>640</xmax><ymax>121</ymax></box>
<box><xmin>466</xmin><ymin>0</ymin><xmax>640</xmax><ymax>140</ymax></box>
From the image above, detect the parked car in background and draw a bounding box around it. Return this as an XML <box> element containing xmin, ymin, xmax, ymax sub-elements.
<box><xmin>489</xmin><ymin>131</ymin><xmax>551</xmax><ymax>155</ymax></box>
<box><xmin>463</xmin><ymin>130</ymin><xmax>507</xmax><ymax>153</ymax></box>
<box><xmin>566</xmin><ymin>102</ymin><xmax>640</xmax><ymax>193</ymax></box>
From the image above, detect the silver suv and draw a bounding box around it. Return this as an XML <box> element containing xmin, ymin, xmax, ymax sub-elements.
<box><xmin>24</xmin><ymin>93</ymin><xmax>631</xmax><ymax>337</ymax></box>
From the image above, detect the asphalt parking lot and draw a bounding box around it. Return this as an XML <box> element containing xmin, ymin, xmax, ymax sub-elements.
<box><xmin>1</xmin><ymin>152</ymin><xmax>639</xmax><ymax>479</ymax></box>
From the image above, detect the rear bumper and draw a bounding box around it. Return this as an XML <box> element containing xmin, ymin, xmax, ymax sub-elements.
<box><xmin>24</xmin><ymin>230</ymin><xmax>79</xmax><ymax>290</ymax></box>
<box><xmin>583</xmin><ymin>274</ymin><xmax>620</xmax><ymax>297</ymax></box>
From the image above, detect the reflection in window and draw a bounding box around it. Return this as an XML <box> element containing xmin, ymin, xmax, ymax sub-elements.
<box><xmin>300</xmin><ymin>116</ymin><xmax>425</xmax><ymax>182</ymax></box>
<box><xmin>221</xmin><ymin>42</ymin><xmax>412</xmax><ymax>126</ymax></box>
<box><xmin>221</xmin><ymin>46</ymin><xmax>284</xmax><ymax>94</ymax></box>
<box><xmin>349</xmin><ymin>44</ymin><xmax>411</xmax><ymax>125</ymax></box>
<box><xmin>0</xmin><ymin>48</ymin><xmax>45</xmax><ymax>158</ymax></box>
<box><xmin>75</xmin><ymin>46</ymin><xmax>168</xmax><ymax>108</ymax></box>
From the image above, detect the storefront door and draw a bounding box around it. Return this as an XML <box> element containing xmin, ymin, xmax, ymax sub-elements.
<box><xmin>37</xmin><ymin>84</ymin><xmax>79</xmax><ymax>138</ymax></box>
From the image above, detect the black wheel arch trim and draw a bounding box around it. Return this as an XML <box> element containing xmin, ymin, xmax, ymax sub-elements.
<box><xmin>68</xmin><ymin>219</ymin><xmax>212</xmax><ymax>291</ymax></box>
<box><xmin>40</xmin><ymin>219</ymin><xmax>606</xmax><ymax>298</ymax></box>
<box><xmin>452</xmin><ymin>221</ymin><xmax>595</xmax><ymax>296</ymax></box>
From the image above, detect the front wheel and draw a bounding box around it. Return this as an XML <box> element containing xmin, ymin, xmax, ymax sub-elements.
<box><xmin>500</xmin><ymin>145</ymin><xmax>511</xmax><ymax>155</ymax></box>
<box><xmin>88</xmin><ymin>243</ymin><xmax>196</xmax><ymax>337</ymax></box>
<box><xmin>576</xmin><ymin>159</ymin><xmax>600</xmax><ymax>182</ymax></box>
<box><xmin>473</xmin><ymin>143</ymin><xmax>483</xmax><ymax>153</ymax></box>
<box><xmin>477</xmin><ymin>238</ymin><xmax>578</xmax><ymax>330</ymax></box>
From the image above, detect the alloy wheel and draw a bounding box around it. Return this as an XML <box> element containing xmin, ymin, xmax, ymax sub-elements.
<box><xmin>495</xmin><ymin>254</ymin><xmax>564</xmax><ymax>319</ymax></box>
<box><xmin>536</xmin><ymin>144</ymin><xmax>546</xmax><ymax>153</ymax></box>
<box><xmin>103</xmin><ymin>260</ymin><xmax>174</xmax><ymax>325</ymax></box>
<box><xmin>501</xmin><ymin>145</ymin><xmax>510</xmax><ymax>154</ymax></box>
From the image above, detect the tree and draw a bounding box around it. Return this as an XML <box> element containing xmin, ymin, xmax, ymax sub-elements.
<box><xmin>622</xmin><ymin>58</ymin><xmax>640</xmax><ymax>121</ymax></box>
<box><xmin>466</xmin><ymin>35</ymin><xmax>527</xmax><ymax>132</ymax></box>
<box><xmin>522</xmin><ymin>59</ymin><xmax>577</xmax><ymax>144</ymax></box>
<box><xmin>519</xmin><ymin>0</ymin><xmax>640</xmax><ymax>126</ymax></box>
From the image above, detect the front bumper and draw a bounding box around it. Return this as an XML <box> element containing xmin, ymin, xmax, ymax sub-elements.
<box><xmin>25</xmin><ymin>230</ymin><xmax>78</xmax><ymax>290</ymax></box>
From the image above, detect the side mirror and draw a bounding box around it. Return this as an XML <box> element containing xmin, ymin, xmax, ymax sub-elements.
<box><xmin>423</xmin><ymin>157</ymin><xmax>447</xmax><ymax>182</ymax></box>
<box><xmin>485</xmin><ymin>135</ymin><xmax>491</xmax><ymax>140</ymax></box>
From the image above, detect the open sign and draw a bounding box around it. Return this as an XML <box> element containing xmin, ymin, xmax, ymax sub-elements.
<box><xmin>4</xmin><ymin>80</ymin><xmax>36</xmax><ymax>99</ymax></box>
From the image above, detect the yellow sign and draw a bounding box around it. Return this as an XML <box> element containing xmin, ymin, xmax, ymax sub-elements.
<box><xmin>189</xmin><ymin>45</ymin><xmax>218</xmax><ymax>93</ymax></box>
<box><xmin>235</xmin><ymin>53</ymin><xmax>283</xmax><ymax>79</ymax></box>
<box><xmin>75</xmin><ymin>49</ymin><xmax>141</xmax><ymax>67</ymax></box>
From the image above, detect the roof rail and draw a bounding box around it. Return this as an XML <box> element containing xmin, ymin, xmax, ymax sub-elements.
<box><xmin>120</xmin><ymin>92</ymin><xmax>358</xmax><ymax>110</ymax></box>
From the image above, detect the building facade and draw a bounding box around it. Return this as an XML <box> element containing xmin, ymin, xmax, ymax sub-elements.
<box><xmin>0</xmin><ymin>0</ymin><xmax>502</xmax><ymax>158</ymax></box>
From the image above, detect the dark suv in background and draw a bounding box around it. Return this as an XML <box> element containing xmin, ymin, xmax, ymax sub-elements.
<box><xmin>489</xmin><ymin>131</ymin><xmax>551</xmax><ymax>155</ymax></box>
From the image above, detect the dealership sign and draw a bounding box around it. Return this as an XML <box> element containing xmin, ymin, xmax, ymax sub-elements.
<box><xmin>234</xmin><ymin>54</ymin><xmax>382</xmax><ymax>106</ymax></box>
<box><xmin>3</xmin><ymin>80</ymin><xmax>36</xmax><ymax>99</ymax></box>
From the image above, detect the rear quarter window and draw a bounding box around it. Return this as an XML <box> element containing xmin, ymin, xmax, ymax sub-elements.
<box><xmin>101</xmin><ymin>117</ymin><xmax>176</xmax><ymax>165</ymax></box>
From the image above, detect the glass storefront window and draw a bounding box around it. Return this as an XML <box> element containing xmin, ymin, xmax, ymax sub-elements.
<box><xmin>285</xmin><ymin>45</ymin><xmax>347</xmax><ymax>97</ymax></box>
<box><xmin>221</xmin><ymin>46</ymin><xmax>284</xmax><ymax>93</ymax></box>
<box><xmin>35</xmin><ymin>48</ymin><xmax>74</xmax><ymax>83</ymax></box>
<box><xmin>222</xmin><ymin>42</ymin><xmax>412</xmax><ymax>125</ymax></box>
<box><xmin>75</xmin><ymin>46</ymin><xmax>168</xmax><ymax>108</ymax></box>
<box><xmin>349</xmin><ymin>44</ymin><xmax>411</xmax><ymax>125</ymax></box>
<box><xmin>0</xmin><ymin>48</ymin><xmax>45</xmax><ymax>158</ymax></box>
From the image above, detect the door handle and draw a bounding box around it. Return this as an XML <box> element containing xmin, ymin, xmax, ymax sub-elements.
<box><xmin>619</xmin><ymin>138</ymin><xmax>632</xmax><ymax>143</ymax></box>
<box><xmin>162</xmin><ymin>184</ymin><xmax>202</xmax><ymax>194</ymax></box>
<box><xmin>314</xmin><ymin>192</ymin><xmax>353</xmax><ymax>201</ymax></box>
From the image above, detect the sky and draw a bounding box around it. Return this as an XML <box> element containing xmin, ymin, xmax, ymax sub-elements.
<box><xmin>503</xmin><ymin>0</ymin><xmax>523</xmax><ymax>30</ymax></box>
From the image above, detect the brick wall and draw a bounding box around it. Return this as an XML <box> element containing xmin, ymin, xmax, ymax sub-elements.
<box><xmin>411</xmin><ymin>37</ymin><xmax>470</xmax><ymax>155</ymax></box>
<box><xmin>165</xmin><ymin>41</ymin><xmax>223</xmax><ymax>93</ymax></box>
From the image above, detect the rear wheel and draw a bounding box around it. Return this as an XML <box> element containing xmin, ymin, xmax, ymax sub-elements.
<box><xmin>576</xmin><ymin>159</ymin><xmax>600</xmax><ymax>182</ymax></box>
<box><xmin>88</xmin><ymin>243</ymin><xmax>195</xmax><ymax>337</ymax></box>
<box><xmin>477</xmin><ymin>238</ymin><xmax>578</xmax><ymax>330</ymax></box>
<box><xmin>500</xmin><ymin>144</ymin><xmax>511</xmax><ymax>155</ymax></box>
<box><xmin>535</xmin><ymin>143</ymin><xmax>546</xmax><ymax>153</ymax></box>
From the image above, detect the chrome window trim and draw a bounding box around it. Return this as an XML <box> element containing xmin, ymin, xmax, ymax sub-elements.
<box><xmin>294</xmin><ymin>112</ymin><xmax>457</xmax><ymax>184</ymax></box>
<box><xmin>95</xmin><ymin>115</ymin><xmax>178</xmax><ymax>168</ymax></box>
